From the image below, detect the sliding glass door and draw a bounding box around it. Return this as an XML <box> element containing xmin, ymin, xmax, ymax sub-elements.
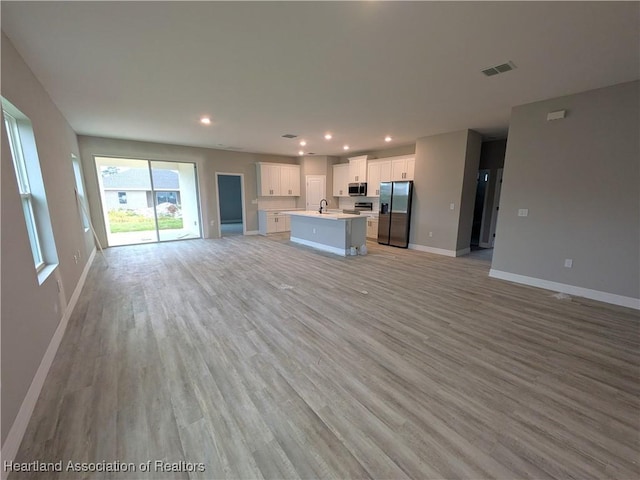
<box><xmin>95</xmin><ymin>156</ymin><xmax>201</xmax><ymax>246</ymax></box>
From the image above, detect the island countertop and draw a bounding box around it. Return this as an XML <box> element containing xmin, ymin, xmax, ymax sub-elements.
<box><xmin>283</xmin><ymin>210</ymin><xmax>363</xmax><ymax>220</ymax></box>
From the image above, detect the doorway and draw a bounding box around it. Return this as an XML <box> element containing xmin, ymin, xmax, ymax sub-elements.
<box><xmin>95</xmin><ymin>156</ymin><xmax>201</xmax><ymax>246</ymax></box>
<box><xmin>305</xmin><ymin>175</ymin><xmax>326</xmax><ymax>212</ymax></box>
<box><xmin>471</xmin><ymin>169</ymin><xmax>490</xmax><ymax>247</ymax></box>
<box><xmin>216</xmin><ymin>173</ymin><xmax>246</xmax><ymax>237</ymax></box>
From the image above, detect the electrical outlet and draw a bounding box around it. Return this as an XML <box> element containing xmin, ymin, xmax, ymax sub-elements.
<box><xmin>564</xmin><ymin>259</ymin><xmax>573</xmax><ymax>268</ymax></box>
<box><xmin>518</xmin><ymin>209</ymin><xmax>529</xmax><ymax>217</ymax></box>
<box><xmin>449</xmin><ymin>203</ymin><xmax>455</xmax><ymax>210</ymax></box>
<box><xmin>312</xmin><ymin>228</ymin><xmax>316</xmax><ymax>234</ymax></box>
<box><xmin>210</xmin><ymin>220</ymin><xmax>215</xmax><ymax>227</ymax></box>
<box><xmin>429</xmin><ymin>231</ymin><xmax>433</xmax><ymax>238</ymax></box>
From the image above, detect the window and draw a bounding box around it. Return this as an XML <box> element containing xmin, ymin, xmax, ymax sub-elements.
<box><xmin>3</xmin><ymin>109</ymin><xmax>44</xmax><ymax>270</ymax></box>
<box><xmin>118</xmin><ymin>192</ymin><xmax>127</xmax><ymax>204</ymax></box>
<box><xmin>156</xmin><ymin>191</ymin><xmax>178</xmax><ymax>205</ymax></box>
<box><xmin>2</xmin><ymin>97</ymin><xmax>58</xmax><ymax>280</ymax></box>
<box><xmin>71</xmin><ymin>154</ymin><xmax>90</xmax><ymax>231</ymax></box>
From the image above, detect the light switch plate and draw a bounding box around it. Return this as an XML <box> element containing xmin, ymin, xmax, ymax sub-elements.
<box><xmin>564</xmin><ymin>259</ymin><xmax>573</xmax><ymax>268</ymax></box>
<box><xmin>450</xmin><ymin>203</ymin><xmax>455</xmax><ymax>210</ymax></box>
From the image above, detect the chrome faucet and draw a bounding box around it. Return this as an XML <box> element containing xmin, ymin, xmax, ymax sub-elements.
<box><xmin>319</xmin><ymin>199</ymin><xmax>328</xmax><ymax>214</ymax></box>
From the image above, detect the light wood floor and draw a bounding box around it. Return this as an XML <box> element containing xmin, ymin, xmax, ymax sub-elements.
<box><xmin>13</xmin><ymin>235</ymin><xmax>639</xmax><ymax>479</ymax></box>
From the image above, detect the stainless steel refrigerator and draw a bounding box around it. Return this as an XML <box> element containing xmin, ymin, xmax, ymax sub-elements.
<box><xmin>378</xmin><ymin>181</ymin><xmax>413</xmax><ymax>248</ymax></box>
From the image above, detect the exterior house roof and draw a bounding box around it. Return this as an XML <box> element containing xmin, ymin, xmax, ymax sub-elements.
<box><xmin>102</xmin><ymin>168</ymin><xmax>179</xmax><ymax>190</ymax></box>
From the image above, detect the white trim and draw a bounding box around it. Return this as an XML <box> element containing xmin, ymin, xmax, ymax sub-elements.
<box><xmin>408</xmin><ymin>243</ymin><xmax>470</xmax><ymax>257</ymax></box>
<box><xmin>489</xmin><ymin>269</ymin><xmax>640</xmax><ymax>310</ymax></box>
<box><xmin>290</xmin><ymin>236</ymin><xmax>347</xmax><ymax>256</ymax></box>
<box><xmin>1</xmin><ymin>248</ymin><xmax>97</xmax><ymax>477</ymax></box>
<box><xmin>479</xmin><ymin>242</ymin><xmax>492</xmax><ymax>248</ymax></box>
<box><xmin>245</xmin><ymin>230</ymin><xmax>259</xmax><ymax>236</ymax></box>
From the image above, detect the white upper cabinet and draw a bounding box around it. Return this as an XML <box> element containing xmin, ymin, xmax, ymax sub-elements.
<box><xmin>390</xmin><ymin>155</ymin><xmax>415</xmax><ymax>181</ymax></box>
<box><xmin>257</xmin><ymin>163</ymin><xmax>281</xmax><ymax>196</ymax></box>
<box><xmin>280</xmin><ymin>164</ymin><xmax>301</xmax><ymax>196</ymax></box>
<box><xmin>366</xmin><ymin>160</ymin><xmax>391</xmax><ymax>197</ymax></box>
<box><xmin>348</xmin><ymin>155</ymin><xmax>368</xmax><ymax>183</ymax></box>
<box><xmin>257</xmin><ymin>163</ymin><xmax>300</xmax><ymax>196</ymax></box>
<box><xmin>333</xmin><ymin>163</ymin><xmax>350</xmax><ymax>197</ymax></box>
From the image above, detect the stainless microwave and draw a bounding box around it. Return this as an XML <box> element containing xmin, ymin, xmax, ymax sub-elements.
<box><xmin>348</xmin><ymin>182</ymin><xmax>367</xmax><ymax>196</ymax></box>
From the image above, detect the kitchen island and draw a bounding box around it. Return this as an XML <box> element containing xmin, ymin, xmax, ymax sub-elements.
<box><xmin>284</xmin><ymin>211</ymin><xmax>367</xmax><ymax>256</ymax></box>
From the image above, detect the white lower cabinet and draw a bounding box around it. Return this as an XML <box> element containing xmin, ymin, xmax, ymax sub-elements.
<box><xmin>259</xmin><ymin>210</ymin><xmax>291</xmax><ymax>235</ymax></box>
<box><xmin>366</xmin><ymin>217</ymin><xmax>379</xmax><ymax>239</ymax></box>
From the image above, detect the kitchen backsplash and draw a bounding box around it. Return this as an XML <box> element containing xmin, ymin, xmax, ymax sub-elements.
<box><xmin>257</xmin><ymin>197</ymin><xmax>298</xmax><ymax>210</ymax></box>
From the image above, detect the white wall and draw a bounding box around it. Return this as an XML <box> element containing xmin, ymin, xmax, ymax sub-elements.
<box><xmin>178</xmin><ymin>163</ymin><xmax>200</xmax><ymax>235</ymax></box>
<box><xmin>491</xmin><ymin>81</ymin><xmax>639</xmax><ymax>306</ymax></box>
<box><xmin>1</xmin><ymin>33</ymin><xmax>93</xmax><ymax>445</ymax></box>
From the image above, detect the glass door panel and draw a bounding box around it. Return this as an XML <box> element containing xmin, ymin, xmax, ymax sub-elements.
<box><xmin>95</xmin><ymin>157</ymin><xmax>159</xmax><ymax>246</ymax></box>
<box><xmin>95</xmin><ymin>157</ymin><xmax>201</xmax><ymax>246</ymax></box>
<box><xmin>150</xmin><ymin>161</ymin><xmax>201</xmax><ymax>242</ymax></box>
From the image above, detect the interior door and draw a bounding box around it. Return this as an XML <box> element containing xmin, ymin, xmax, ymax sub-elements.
<box><xmin>306</xmin><ymin>175</ymin><xmax>326</xmax><ymax>211</ymax></box>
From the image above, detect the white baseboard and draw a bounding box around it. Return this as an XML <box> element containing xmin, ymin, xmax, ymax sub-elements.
<box><xmin>290</xmin><ymin>237</ymin><xmax>347</xmax><ymax>256</ymax></box>
<box><xmin>489</xmin><ymin>269</ymin><xmax>640</xmax><ymax>310</ymax></box>
<box><xmin>244</xmin><ymin>230</ymin><xmax>259</xmax><ymax>236</ymax></box>
<box><xmin>479</xmin><ymin>241</ymin><xmax>492</xmax><ymax>248</ymax></box>
<box><xmin>1</xmin><ymin>248</ymin><xmax>97</xmax><ymax>477</ymax></box>
<box><xmin>408</xmin><ymin>243</ymin><xmax>470</xmax><ymax>257</ymax></box>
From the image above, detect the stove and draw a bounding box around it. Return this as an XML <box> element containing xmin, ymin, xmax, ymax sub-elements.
<box><xmin>342</xmin><ymin>202</ymin><xmax>373</xmax><ymax>215</ymax></box>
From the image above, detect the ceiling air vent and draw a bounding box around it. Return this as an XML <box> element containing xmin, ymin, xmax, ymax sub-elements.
<box><xmin>482</xmin><ymin>61</ymin><xmax>516</xmax><ymax>77</ymax></box>
<box><xmin>282</xmin><ymin>134</ymin><xmax>298</xmax><ymax>138</ymax></box>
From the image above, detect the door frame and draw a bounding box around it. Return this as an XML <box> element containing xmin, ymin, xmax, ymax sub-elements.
<box><xmin>487</xmin><ymin>168</ymin><xmax>503</xmax><ymax>248</ymax></box>
<box><xmin>215</xmin><ymin>172</ymin><xmax>247</xmax><ymax>237</ymax></box>
<box><xmin>475</xmin><ymin>169</ymin><xmax>491</xmax><ymax>248</ymax></box>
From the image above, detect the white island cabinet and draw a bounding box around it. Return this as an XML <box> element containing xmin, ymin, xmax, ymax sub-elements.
<box><xmin>284</xmin><ymin>211</ymin><xmax>367</xmax><ymax>256</ymax></box>
<box><xmin>258</xmin><ymin>210</ymin><xmax>292</xmax><ymax>235</ymax></box>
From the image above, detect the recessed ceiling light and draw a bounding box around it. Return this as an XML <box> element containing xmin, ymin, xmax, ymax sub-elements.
<box><xmin>343</xmin><ymin>145</ymin><xmax>350</xmax><ymax>150</ymax></box>
<box><xmin>384</xmin><ymin>136</ymin><xmax>392</xmax><ymax>142</ymax></box>
<box><xmin>299</xmin><ymin>140</ymin><xmax>306</xmax><ymax>146</ymax></box>
<box><xmin>324</xmin><ymin>133</ymin><xmax>332</xmax><ymax>140</ymax></box>
<box><xmin>200</xmin><ymin>117</ymin><xmax>211</xmax><ymax>125</ymax></box>
<box><xmin>298</xmin><ymin>150</ymin><xmax>304</xmax><ymax>155</ymax></box>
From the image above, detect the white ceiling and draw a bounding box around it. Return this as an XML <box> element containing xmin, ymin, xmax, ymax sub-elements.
<box><xmin>2</xmin><ymin>1</ymin><xmax>638</xmax><ymax>157</ymax></box>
